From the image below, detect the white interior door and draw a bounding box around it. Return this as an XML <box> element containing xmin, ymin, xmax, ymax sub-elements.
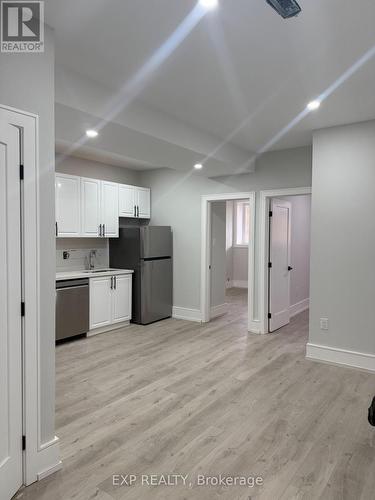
<box><xmin>81</xmin><ymin>177</ymin><xmax>101</xmax><ymax>237</ymax></box>
<box><xmin>0</xmin><ymin>120</ymin><xmax>23</xmax><ymax>499</ymax></box>
<box><xmin>269</xmin><ymin>198</ymin><xmax>292</xmax><ymax>332</ymax></box>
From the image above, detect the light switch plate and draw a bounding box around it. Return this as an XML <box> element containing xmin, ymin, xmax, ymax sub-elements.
<box><xmin>320</xmin><ymin>318</ymin><xmax>329</xmax><ymax>331</ymax></box>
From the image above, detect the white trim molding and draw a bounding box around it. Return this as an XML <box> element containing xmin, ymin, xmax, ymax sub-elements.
<box><xmin>259</xmin><ymin>187</ymin><xmax>312</xmax><ymax>334</ymax></box>
<box><xmin>172</xmin><ymin>307</ymin><xmax>202</xmax><ymax>322</ymax></box>
<box><xmin>210</xmin><ymin>303</ymin><xmax>228</xmax><ymax>319</ymax></box>
<box><xmin>1</xmin><ymin>104</ymin><xmax>60</xmax><ymax>487</ymax></box>
<box><xmin>200</xmin><ymin>192</ymin><xmax>256</xmax><ymax>332</ymax></box>
<box><xmin>290</xmin><ymin>298</ymin><xmax>309</xmax><ymax>318</ymax></box>
<box><xmin>306</xmin><ymin>343</ymin><xmax>375</xmax><ymax>373</ymax></box>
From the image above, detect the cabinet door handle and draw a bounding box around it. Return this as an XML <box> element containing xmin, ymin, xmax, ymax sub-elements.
<box><xmin>55</xmin><ymin>222</ymin><xmax>58</xmax><ymax>237</ymax></box>
<box><xmin>114</xmin><ymin>276</ymin><xmax>117</xmax><ymax>289</ymax></box>
<box><xmin>134</xmin><ymin>205</ymin><xmax>136</xmax><ymax>217</ymax></box>
<box><xmin>110</xmin><ymin>276</ymin><xmax>113</xmax><ymax>289</ymax></box>
<box><xmin>137</xmin><ymin>205</ymin><xmax>139</xmax><ymax>217</ymax></box>
<box><xmin>103</xmin><ymin>224</ymin><xmax>105</xmax><ymax>237</ymax></box>
<box><xmin>99</xmin><ymin>224</ymin><xmax>102</xmax><ymax>237</ymax></box>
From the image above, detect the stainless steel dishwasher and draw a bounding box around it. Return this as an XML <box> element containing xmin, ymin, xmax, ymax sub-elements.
<box><xmin>56</xmin><ymin>278</ymin><xmax>89</xmax><ymax>341</ymax></box>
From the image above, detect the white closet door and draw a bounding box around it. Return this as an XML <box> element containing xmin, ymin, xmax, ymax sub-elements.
<box><xmin>0</xmin><ymin>120</ymin><xmax>23</xmax><ymax>500</ymax></box>
<box><xmin>55</xmin><ymin>174</ymin><xmax>81</xmax><ymax>237</ymax></box>
<box><xmin>269</xmin><ymin>199</ymin><xmax>292</xmax><ymax>332</ymax></box>
<box><xmin>81</xmin><ymin>177</ymin><xmax>101</xmax><ymax>237</ymax></box>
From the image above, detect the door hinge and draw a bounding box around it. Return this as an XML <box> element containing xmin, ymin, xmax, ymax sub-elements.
<box><xmin>269</xmin><ymin>210</ymin><xmax>273</xmax><ymax>217</ymax></box>
<box><xmin>268</xmin><ymin>313</ymin><xmax>272</xmax><ymax>319</ymax></box>
<box><xmin>21</xmin><ymin>302</ymin><xmax>25</xmax><ymax>317</ymax></box>
<box><xmin>19</xmin><ymin>164</ymin><xmax>24</xmax><ymax>180</ymax></box>
<box><xmin>268</xmin><ymin>262</ymin><xmax>272</xmax><ymax>268</ymax></box>
<box><xmin>22</xmin><ymin>435</ymin><xmax>26</xmax><ymax>450</ymax></box>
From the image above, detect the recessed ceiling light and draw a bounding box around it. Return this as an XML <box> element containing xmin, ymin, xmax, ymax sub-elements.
<box><xmin>307</xmin><ymin>100</ymin><xmax>321</xmax><ymax>111</ymax></box>
<box><xmin>86</xmin><ymin>129</ymin><xmax>98</xmax><ymax>138</ymax></box>
<box><xmin>199</xmin><ymin>0</ymin><xmax>218</xmax><ymax>10</ymax></box>
<box><xmin>194</xmin><ymin>163</ymin><xmax>203</xmax><ymax>170</ymax></box>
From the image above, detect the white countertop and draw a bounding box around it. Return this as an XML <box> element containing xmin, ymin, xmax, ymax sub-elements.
<box><xmin>56</xmin><ymin>268</ymin><xmax>134</xmax><ymax>281</ymax></box>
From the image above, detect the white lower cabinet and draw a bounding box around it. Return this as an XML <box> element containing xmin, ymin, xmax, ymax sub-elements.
<box><xmin>89</xmin><ymin>274</ymin><xmax>132</xmax><ymax>332</ymax></box>
<box><xmin>112</xmin><ymin>275</ymin><xmax>132</xmax><ymax>324</ymax></box>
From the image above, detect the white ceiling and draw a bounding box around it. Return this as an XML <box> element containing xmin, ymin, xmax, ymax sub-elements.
<box><xmin>47</xmin><ymin>0</ymin><xmax>375</xmax><ymax>167</ymax></box>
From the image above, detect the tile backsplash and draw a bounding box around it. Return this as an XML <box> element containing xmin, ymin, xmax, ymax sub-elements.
<box><xmin>56</xmin><ymin>238</ymin><xmax>109</xmax><ymax>272</ymax></box>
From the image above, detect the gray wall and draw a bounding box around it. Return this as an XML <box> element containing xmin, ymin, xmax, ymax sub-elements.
<box><xmin>56</xmin><ymin>154</ymin><xmax>141</xmax><ymax>185</ymax></box>
<box><xmin>309</xmin><ymin>120</ymin><xmax>375</xmax><ymax>354</ymax></box>
<box><xmin>139</xmin><ymin>146</ymin><xmax>312</xmax><ymax>314</ymax></box>
<box><xmin>0</xmin><ymin>27</ymin><xmax>55</xmax><ymax>443</ymax></box>
<box><xmin>283</xmin><ymin>195</ymin><xmax>311</xmax><ymax>307</ymax></box>
<box><xmin>210</xmin><ymin>202</ymin><xmax>227</xmax><ymax>309</ymax></box>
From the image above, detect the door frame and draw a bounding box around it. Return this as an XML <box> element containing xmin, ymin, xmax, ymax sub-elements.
<box><xmin>259</xmin><ymin>187</ymin><xmax>312</xmax><ymax>334</ymax></box>
<box><xmin>0</xmin><ymin>104</ymin><xmax>61</xmax><ymax>488</ymax></box>
<box><xmin>201</xmin><ymin>192</ymin><xmax>256</xmax><ymax>331</ymax></box>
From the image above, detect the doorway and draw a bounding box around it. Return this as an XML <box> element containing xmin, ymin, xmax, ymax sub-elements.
<box><xmin>200</xmin><ymin>192</ymin><xmax>256</xmax><ymax>331</ymax></box>
<box><xmin>259</xmin><ymin>188</ymin><xmax>312</xmax><ymax>334</ymax></box>
<box><xmin>0</xmin><ymin>105</ymin><xmax>60</xmax><ymax>499</ymax></box>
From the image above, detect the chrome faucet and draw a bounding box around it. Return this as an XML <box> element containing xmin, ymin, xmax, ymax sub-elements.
<box><xmin>88</xmin><ymin>249</ymin><xmax>97</xmax><ymax>270</ymax></box>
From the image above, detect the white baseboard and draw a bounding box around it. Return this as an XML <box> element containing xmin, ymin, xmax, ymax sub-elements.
<box><xmin>290</xmin><ymin>298</ymin><xmax>309</xmax><ymax>318</ymax></box>
<box><xmin>229</xmin><ymin>280</ymin><xmax>248</xmax><ymax>289</ymax></box>
<box><xmin>210</xmin><ymin>303</ymin><xmax>228</xmax><ymax>319</ymax></box>
<box><xmin>248</xmin><ymin>320</ymin><xmax>263</xmax><ymax>335</ymax></box>
<box><xmin>87</xmin><ymin>321</ymin><xmax>130</xmax><ymax>337</ymax></box>
<box><xmin>172</xmin><ymin>306</ymin><xmax>202</xmax><ymax>322</ymax></box>
<box><xmin>26</xmin><ymin>436</ymin><xmax>61</xmax><ymax>485</ymax></box>
<box><xmin>306</xmin><ymin>343</ymin><xmax>375</xmax><ymax>373</ymax></box>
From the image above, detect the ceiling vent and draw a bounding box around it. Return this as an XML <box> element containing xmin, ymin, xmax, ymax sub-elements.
<box><xmin>266</xmin><ymin>0</ymin><xmax>301</xmax><ymax>19</ymax></box>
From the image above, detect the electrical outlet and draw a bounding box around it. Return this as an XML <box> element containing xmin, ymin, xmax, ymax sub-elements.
<box><xmin>320</xmin><ymin>318</ymin><xmax>329</xmax><ymax>331</ymax></box>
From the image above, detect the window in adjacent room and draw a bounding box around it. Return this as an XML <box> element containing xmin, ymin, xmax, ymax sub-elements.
<box><xmin>234</xmin><ymin>200</ymin><xmax>250</xmax><ymax>246</ymax></box>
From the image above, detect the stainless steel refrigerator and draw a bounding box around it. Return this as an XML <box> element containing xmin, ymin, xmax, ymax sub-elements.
<box><xmin>109</xmin><ymin>226</ymin><xmax>172</xmax><ymax>325</ymax></box>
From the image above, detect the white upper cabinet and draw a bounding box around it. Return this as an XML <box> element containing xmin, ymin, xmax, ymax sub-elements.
<box><xmin>118</xmin><ymin>185</ymin><xmax>150</xmax><ymax>219</ymax></box>
<box><xmin>119</xmin><ymin>184</ymin><xmax>136</xmax><ymax>218</ymax></box>
<box><xmin>81</xmin><ymin>177</ymin><xmax>101</xmax><ymax>237</ymax></box>
<box><xmin>136</xmin><ymin>187</ymin><xmax>151</xmax><ymax>219</ymax></box>
<box><xmin>56</xmin><ymin>173</ymin><xmax>150</xmax><ymax>237</ymax></box>
<box><xmin>56</xmin><ymin>174</ymin><xmax>81</xmax><ymax>237</ymax></box>
<box><xmin>101</xmin><ymin>181</ymin><xmax>119</xmax><ymax>237</ymax></box>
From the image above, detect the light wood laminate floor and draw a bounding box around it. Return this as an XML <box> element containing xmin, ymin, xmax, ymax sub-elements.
<box><xmin>18</xmin><ymin>289</ymin><xmax>375</xmax><ymax>500</ymax></box>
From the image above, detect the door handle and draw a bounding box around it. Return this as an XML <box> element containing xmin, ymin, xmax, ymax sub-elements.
<box><xmin>55</xmin><ymin>222</ymin><xmax>58</xmax><ymax>237</ymax></box>
<box><xmin>288</xmin><ymin>266</ymin><xmax>293</xmax><ymax>271</ymax></box>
